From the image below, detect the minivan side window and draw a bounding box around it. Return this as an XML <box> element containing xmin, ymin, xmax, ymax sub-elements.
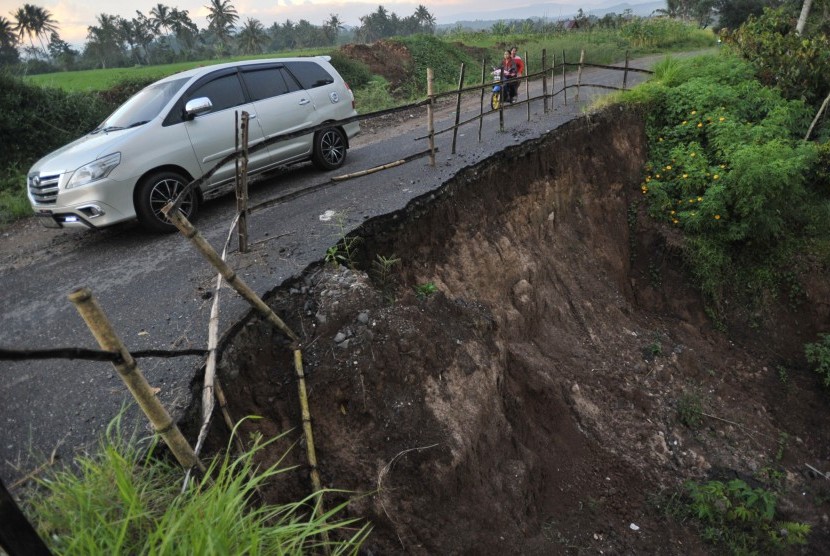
<box><xmin>241</xmin><ymin>67</ymin><xmax>300</xmax><ymax>101</ymax></box>
<box><xmin>284</xmin><ymin>62</ymin><xmax>335</xmax><ymax>89</ymax></box>
<box><xmin>187</xmin><ymin>73</ymin><xmax>246</xmax><ymax>113</ymax></box>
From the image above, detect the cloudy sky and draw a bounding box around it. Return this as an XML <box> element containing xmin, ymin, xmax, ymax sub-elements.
<box><xmin>0</xmin><ymin>0</ymin><xmax>607</xmax><ymax>47</ymax></box>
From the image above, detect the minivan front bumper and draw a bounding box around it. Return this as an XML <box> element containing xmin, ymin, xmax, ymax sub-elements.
<box><xmin>28</xmin><ymin>172</ymin><xmax>136</xmax><ymax>229</ymax></box>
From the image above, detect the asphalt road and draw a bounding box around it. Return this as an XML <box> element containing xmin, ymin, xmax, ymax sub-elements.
<box><xmin>0</xmin><ymin>53</ymin><xmax>676</xmax><ymax>483</ymax></box>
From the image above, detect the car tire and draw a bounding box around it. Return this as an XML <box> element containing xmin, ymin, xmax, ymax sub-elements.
<box><xmin>312</xmin><ymin>127</ymin><xmax>347</xmax><ymax>171</ymax></box>
<box><xmin>135</xmin><ymin>171</ymin><xmax>198</xmax><ymax>233</ymax></box>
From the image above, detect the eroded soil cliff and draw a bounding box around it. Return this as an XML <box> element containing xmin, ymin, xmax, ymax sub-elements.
<box><xmin>214</xmin><ymin>108</ymin><xmax>830</xmax><ymax>554</ymax></box>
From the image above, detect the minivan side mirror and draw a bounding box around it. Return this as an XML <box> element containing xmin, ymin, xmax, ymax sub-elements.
<box><xmin>184</xmin><ymin>97</ymin><xmax>213</xmax><ymax>120</ymax></box>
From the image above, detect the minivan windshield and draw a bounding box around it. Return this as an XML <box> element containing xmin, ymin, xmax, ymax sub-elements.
<box><xmin>95</xmin><ymin>77</ymin><xmax>190</xmax><ymax>133</ymax></box>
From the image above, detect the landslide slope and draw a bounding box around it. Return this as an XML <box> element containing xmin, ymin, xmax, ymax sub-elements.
<box><xmin>216</xmin><ymin>108</ymin><xmax>830</xmax><ymax>554</ymax></box>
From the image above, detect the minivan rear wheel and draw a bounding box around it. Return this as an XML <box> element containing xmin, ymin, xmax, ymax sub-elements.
<box><xmin>135</xmin><ymin>171</ymin><xmax>198</xmax><ymax>233</ymax></box>
<box><xmin>312</xmin><ymin>127</ymin><xmax>347</xmax><ymax>171</ymax></box>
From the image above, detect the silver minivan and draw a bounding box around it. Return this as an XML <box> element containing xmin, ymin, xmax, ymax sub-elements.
<box><xmin>27</xmin><ymin>56</ymin><xmax>360</xmax><ymax>232</ymax></box>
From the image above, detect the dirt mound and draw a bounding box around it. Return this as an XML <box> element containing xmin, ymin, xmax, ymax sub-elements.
<box><xmin>215</xmin><ymin>109</ymin><xmax>830</xmax><ymax>554</ymax></box>
<box><xmin>340</xmin><ymin>41</ymin><xmax>413</xmax><ymax>92</ymax></box>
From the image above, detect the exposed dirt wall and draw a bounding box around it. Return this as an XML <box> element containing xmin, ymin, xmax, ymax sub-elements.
<box><xmin>214</xmin><ymin>107</ymin><xmax>830</xmax><ymax>554</ymax></box>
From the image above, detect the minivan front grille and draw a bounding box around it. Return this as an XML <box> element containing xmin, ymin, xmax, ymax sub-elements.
<box><xmin>28</xmin><ymin>173</ymin><xmax>60</xmax><ymax>204</ymax></box>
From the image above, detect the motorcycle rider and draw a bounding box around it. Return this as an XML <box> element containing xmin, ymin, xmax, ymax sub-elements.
<box><xmin>500</xmin><ymin>50</ymin><xmax>517</xmax><ymax>103</ymax></box>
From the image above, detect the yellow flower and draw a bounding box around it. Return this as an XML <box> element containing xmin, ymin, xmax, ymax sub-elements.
<box><xmin>691</xmin><ymin>110</ymin><xmax>697</xmax><ymax>115</ymax></box>
<box><xmin>688</xmin><ymin>199</ymin><xmax>695</xmax><ymax>204</ymax></box>
<box><xmin>720</xmin><ymin>164</ymin><xmax>726</xmax><ymax>168</ymax></box>
<box><xmin>697</xmin><ymin>196</ymin><xmax>703</xmax><ymax>202</ymax></box>
<box><xmin>655</xmin><ymin>174</ymin><xmax>661</xmax><ymax>178</ymax></box>
<box><xmin>682</xmin><ymin>120</ymin><xmax>687</xmax><ymax>125</ymax></box>
<box><xmin>672</xmin><ymin>219</ymin><xmax>679</xmax><ymax>224</ymax></box>
<box><xmin>645</xmin><ymin>177</ymin><xmax>651</xmax><ymax>182</ymax></box>
<box><xmin>697</xmin><ymin>122</ymin><xmax>703</xmax><ymax>128</ymax></box>
<box><xmin>714</xmin><ymin>215</ymin><xmax>721</xmax><ymax>220</ymax></box>
<box><xmin>719</xmin><ymin>117</ymin><xmax>725</xmax><ymax>122</ymax></box>
<box><xmin>670</xmin><ymin>210</ymin><xmax>676</xmax><ymax>215</ymax></box>
<box><xmin>658</xmin><ymin>137</ymin><xmax>664</xmax><ymax>142</ymax></box>
<box><xmin>690</xmin><ymin>152</ymin><xmax>696</xmax><ymax>157</ymax></box>
<box><xmin>713</xmin><ymin>174</ymin><xmax>719</xmax><ymax>180</ymax></box>
<box><xmin>665</xmin><ymin>165</ymin><xmax>672</xmax><ymax>170</ymax></box>
<box><xmin>682</xmin><ymin>174</ymin><xmax>688</xmax><ymax>179</ymax></box>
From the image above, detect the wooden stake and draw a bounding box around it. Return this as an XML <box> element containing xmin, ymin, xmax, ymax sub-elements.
<box><xmin>68</xmin><ymin>287</ymin><xmax>205</xmax><ymax>474</ymax></box>
<box><xmin>478</xmin><ymin>57</ymin><xmax>486</xmax><ymax>142</ymax></box>
<box><xmin>0</xmin><ymin>478</ymin><xmax>52</xmax><ymax>556</ymax></box>
<box><xmin>623</xmin><ymin>50</ymin><xmax>630</xmax><ymax>91</ymax></box>
<box><xmin>451</xmin><ymin>63</ymin><xmax>465</xmax><ymax>155</ymax></box>
<box><xmin>294</xmin><ymin>349</ymin><xmax>330</xmax><ymax>551</ymax></box>
<box><xmin>542</xmin><ymin>49</ymin><xmax>548</xmax><ymax>113</ymax></box>
<box><xmin>562</xmin><ymin>50</ymin><xmax>567</xmax><ymax>106</ymax></box>
<box><xmin>427</xmin><ymin>68</ymin><xmax>435</xmax><ymax>167</ymax></box>
<box><xmin>236</xmin><ymin>111</ymin><xmax>250</xmax><ymax>253</ymax></box>
<box><xmin>525</xmin><ymin>50</ymin><xmax>531</xmax><ymax>122</ymax></box>
<box><xmin>160</xmin><ymin>206</ymin><xmax>299</xmax><ymax>343</ymax></box>
<box><xmin>576</xmin><ymin>49</ymin><xmax>585</xmax><ymax>102</ymax></box>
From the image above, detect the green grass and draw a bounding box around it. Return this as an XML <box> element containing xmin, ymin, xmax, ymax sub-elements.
<box><xmin>25</xmin><ymin>48</ymin><xmax>334</xmax><ymax>92</ymax></box>
<box><xmin>24</xmin><ymin>416</ymin><xmax>369</xmax><ymax>555</ymax></box>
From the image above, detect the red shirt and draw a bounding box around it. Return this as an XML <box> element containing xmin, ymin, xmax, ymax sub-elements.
<box><xmin>513</xmin><ymin>55</ymin><xmax>525</xmax><ymax>77</ymax></box>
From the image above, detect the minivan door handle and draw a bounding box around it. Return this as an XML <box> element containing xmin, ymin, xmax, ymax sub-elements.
<box><xmin>298</xmin><ymin>98</ymin><xmax>310</xmax><ymax>106</ymax></box>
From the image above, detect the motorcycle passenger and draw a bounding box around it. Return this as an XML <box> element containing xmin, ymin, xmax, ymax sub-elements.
<box><xmin>500</xmin><ymin>50</ymin><xmax>517</xmax><ymax>103</ymax></box>
<box><xmin>510</xmin><ymin>46</ymin><xmax>524</xmax><ymax>102</ymax></box>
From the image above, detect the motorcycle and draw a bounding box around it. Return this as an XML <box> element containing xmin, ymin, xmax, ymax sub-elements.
<box><xmin>490</xmin><ymin>68</ymin><xmax>505</xmax><ymax>110</ymax></box>
<box><xmin>490</xmin><ymin>68</ymin><xmax>517</xmax><ymax>110</ymax></box>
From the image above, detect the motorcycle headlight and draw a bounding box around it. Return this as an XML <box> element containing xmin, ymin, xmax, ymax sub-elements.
<box><xmin>66</xmin><ymin>153</ymin><xmax>121</xmax><ymax>189</ymax></box>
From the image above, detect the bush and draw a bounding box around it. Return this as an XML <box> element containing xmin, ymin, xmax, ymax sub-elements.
<box><xmin>328</xmin><ymin>51</ymin><xmax>373</xmax><ymax>89</ymax></box>
<box><xmin>0</xmin><ymin>71</ymin><xmax>111</xmax><ymax>170</ymax></box>
<box><xmin>725</xmin><ymin>7</ymin><xmax>830</xmax><ymax>107</ymax></box>
<box><xmin>625</xmin><ymin>54</ymin><xmax>826</xmax><ymax>308</ymax></box>
<box><xmin>684</xmin><ymin>479</ymin><xmax>810</xmax><ymax>553</ymax></box>
<box><xmin>394</xmin><ymin>34</ymin><xmax>480</xmax><ymax>96</ymax></box>
<box><xmin>805</xmin><ymin>334</ymin><xmax>830</xmax><ymax>387</ymax></box>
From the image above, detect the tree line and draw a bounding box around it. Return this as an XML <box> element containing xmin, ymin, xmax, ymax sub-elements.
<box><xmin>0</xmin><ymin>2</ymin><xmax>437</xmax><ymax>72</ymax></box>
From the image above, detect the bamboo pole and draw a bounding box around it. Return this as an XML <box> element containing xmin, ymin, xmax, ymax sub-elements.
<box><xmin>427</xmin><ymin>68</ymin><xmax>435</xmax><ymax>167</ymax></box>
<box><xmin>623</xmin><ymin>50</ymin><xmax>630</xmax><ymax>90</ymax></box>
<box><xmin>498</xmin><ymin>64</ymin><xmax>505</xmax><ymax>132</ymax></box>
<box><xmin>160</xmin><ymin>206</ymin><xmax>299</xmax><ymax>343</ymax></box>
<box><xmin>551</xmin><ymin>53</ymin><xmax>556</xmax><ymax>110</ymax></box>
<box><xmin>68</xmin><ymin>287</ymin><xmax>205</xmax><ymax>473</ymax></box>
<box><xmin>525</xmin><ymin>50</ymin><xmax>531</xmax><ymax>122</ymax></box>
<box><xmin>576</xmin><ymin>49</ymin><xmax>585</xmax><ymax>102</ymax></box>
<box><xmin>294</xmin><ymin>349</ymin><xmax>330</xmax><ymax>551</ymax></box>
<box><xmin>478</xmin><ymin>58</ymin><xmax>486</xmax><ymax>142</ymax></box>
<box><xmin>562</xmin><ymin>50</ymin><xmax>567</xmax><ymax>106</ymax></box>
<box><xmin>542</xmin><ymin>49</ymin><xmax>548</xmax><ymax>114</ymax></box>
<box><xmin>451</xmin><ymin>63</ymin><xmax>465</xmax><ymax>155</ymax></box>
<box><xmin>236</xmin><ymin>111</ymin><xmax>250</xmax><ymax>253</ymax></box>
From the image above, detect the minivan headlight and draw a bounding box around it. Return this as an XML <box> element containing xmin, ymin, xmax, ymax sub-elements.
<box><xmin>66</xmin><ymin>153</ymin><xmax>121</xmax><ymax>189</ymax></box>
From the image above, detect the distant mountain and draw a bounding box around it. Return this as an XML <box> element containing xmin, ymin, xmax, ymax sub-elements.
<box><xmin>438</xmin><ymin>1</ymin><xmax>666</xmax><ymax>28</ymax></box>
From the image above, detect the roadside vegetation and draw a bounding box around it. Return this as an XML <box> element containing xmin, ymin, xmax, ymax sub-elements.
<box><xmin>23</xmin><ymin>416</ymin><xmax>368</xmax><ymax>555</ymax></box>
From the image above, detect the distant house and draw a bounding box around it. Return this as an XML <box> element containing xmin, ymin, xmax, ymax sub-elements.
<box><xmin>558</xmin><ymin>19</ymin><xmax>580</xmax><ymax>30</ymax></box>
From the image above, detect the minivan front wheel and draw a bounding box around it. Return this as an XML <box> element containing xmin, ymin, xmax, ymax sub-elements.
<box><xmin>312</xmin><ymin>127</ymin><xmax>347</xmax><ymax>171</ymax></box>
<box><xmin>135</xmin><ymin>171</ymin><xmax>198</xmax><ymax>233</ymax></box>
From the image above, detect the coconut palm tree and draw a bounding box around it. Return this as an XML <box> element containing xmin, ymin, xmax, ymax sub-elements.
<box><xmin>149</xmin><ymin>3</ymin><xmax>174</xmax><ymax>50</ymax></box>
<box><xmin>236</xmin><ymin>17</ymin><xmax>267</xmax><ymax>54</ymax></box>
<box><xmin>11</xmin><ymin>4</ymin><xmax>58</xmax><ymax>57</ymax></box>
<box><xmin>414</xmin><ymin>5</ymin><xmax>436</xmax><ymax>33</ymax></box>
<box><xmin>0</xmin><ymin>16</ymin><xmax>18</xmax><ymax>64</ymax></box>
<box><xmin>323</xmin><ymin>13</ymin><xmax>343</xmax><ymax>45</ymax></box>
<box><xmin>205</xmin><ymin>0</ymin><xmax>238</xmax><ymax>52</ymax></box>
<box><xmin>0</xmin><ymin>16</ymin><xmax>17</xmax><ymax>49</ymax></box>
